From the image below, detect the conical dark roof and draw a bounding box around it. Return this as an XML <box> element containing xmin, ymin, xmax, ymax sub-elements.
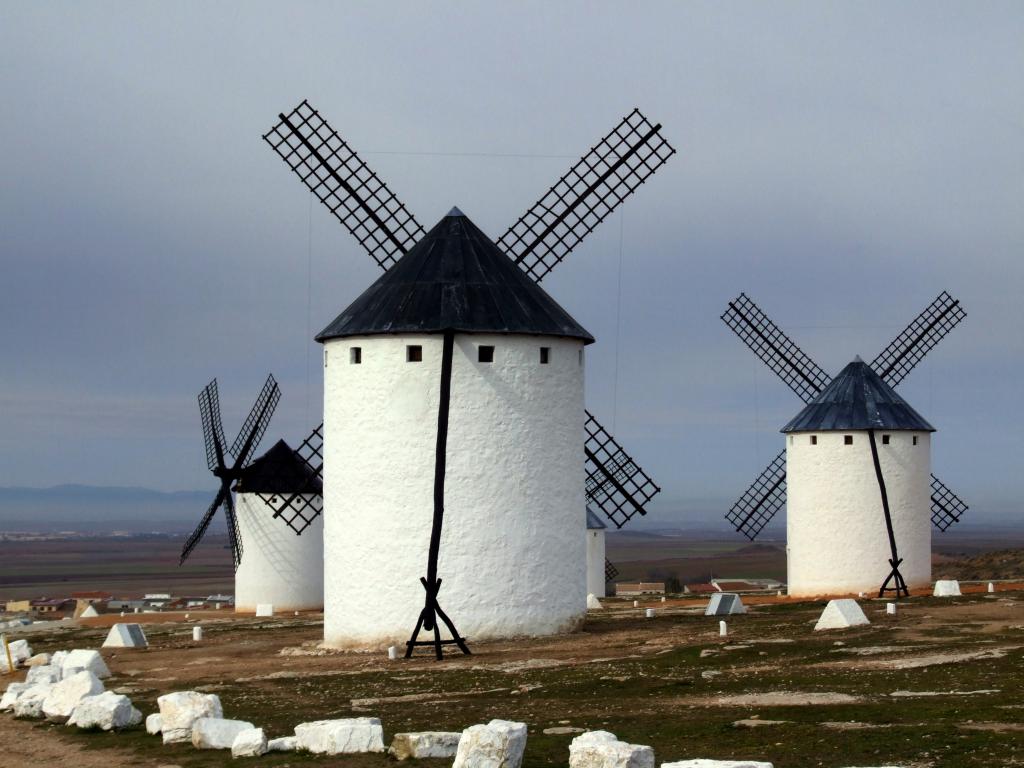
<box><xmin>781</xmin><ymin>358</ymin><xmax>935</xmax><ymax>433</ymax></box>
<box><xmin>315</xmin><ymin>208</ymin><xmax>594</xmax><ymax>344</ymax></box>
<box><xmin>235</xmin><ymin>440</ymin><xmax>323</xmax><ymax>495</ymax></box>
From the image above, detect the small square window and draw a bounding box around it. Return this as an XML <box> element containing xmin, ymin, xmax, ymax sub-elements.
<box><xmin>844</xmin><ymin>435</ymin><xmax>853</xmax><ymax>445</ymax></box>
<box><xmin>810</xmin><ymin>435</ymin><xmax>817</xmax><ymax>445</ymax></box>
<box><xmin>407</xmin><ymin>345</ymin><xmax>422</xmax><ymax>362</ymax></box>
<box><xmin>324</xmin><ymin>350</ymin><xmax>328</xmax><ymax>368</ymax></box>
<box><xmin>578</xmin><ymin>349</ymin><xmax>584</xmax><ymax>366</ymax></box>
<box><xmin>478</xmin><ymin>345</ymin><xmax>494</xmax><ymax>363</ymax></box>
<box><xmin>540</xmin><ymin>347</ymin><xmax>550</xmax><ymax>364</ymax></box>
<box><xmin>913</xmin><ymin>435</ymin><xmax>919</xmax><ymax>446</ymax></box>
<box><xmin>350</xmin><ymin>347</ymin><xmax>362</xmax><ymax>364</ymax></box>
<box><xmin>882</xmin><ymin>434</ymin><xmax>890</xmax><ymax>445</ymax></box>
<box><xmin>788</xmin><ymin>435</ymin><xmax>793</xmax><ymax>445</ymax></box>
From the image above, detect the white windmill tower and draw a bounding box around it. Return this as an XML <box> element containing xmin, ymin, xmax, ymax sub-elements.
<box><xmin>262</xmin><ymin>101</ymin><xmax>674</xmax><ymax>656</ymax></box>
<box><xmin>721</xmin><ymin>293</ymin><xmax>969</xmax><ymax>598</ymax></box>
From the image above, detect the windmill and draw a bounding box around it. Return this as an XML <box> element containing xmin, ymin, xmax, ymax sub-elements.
<box><xmin>721</xmin><ymin>291</ymin><xmax>968</xmax><ymax>597</ymax></box>
<box><xmin>262</xmin><ymin>101</ymin><xmax>674</xmax><ymax>656</ymax></box>
<box><xmin>181</xmin><ymin>375</ymin><xmax>281</xmax><ymax>569</ymax></box>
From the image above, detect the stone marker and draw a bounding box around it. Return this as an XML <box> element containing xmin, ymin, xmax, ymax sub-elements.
<box><xmin>988</xmin><ymin>582</ymin><xmax>995</xmax><ymax>593</ymax></box>
<box><xmin>79</xmin><ymin>604</ymin><xmax>100</xmax><ymax>618</ymax></box>
<box><xmin>146</xmin><ymin>712</ymin><xmax>162</xmax><ymax>734</ymax></box>
<box><xmin>0</xmin><ymin>682</ymin><xmax>30</xmax><ymax>711</ymax></box>
<box><xmin>193</xmin><ymin>717</ymin><xmax>257</xmax><ymax>749</ymax></box>
<box><xmin>719</xmin><ymin>621</ymin><xmax>727</xmax><ymax>637</ymax></box>
<box><xmin>569</xmin><ymin>730</ymin><xmax>654</xmax><ymax>768</ymax></box>
<box><xmin>645</xmin><ymin>608</ymin><xmax>655</xmax><ymax>619</ymax></box>
<box><xmin>814</xmin><ymin>599</ymin><xmax>870</xmax><ymax>631</ymax></box>
<box><xmin>268</xmin><ymin>735</ymin><xmax>298</xmax><ymax>752</ymax></box>
<box><xmin>103</xmin><ymin>623</ymin><xmax>148</xmax><ymax>649</ymax></box>
<box><xmin>294</xmin><ymin>717</ymin><xmax>386</xmax><ymax>754</ymax></box>
<box><xmin>587</xmin><ymin>594</ymin><xmax>604</xmax><ymax>610</ymax></box>
<box><xmin>633</xmin><ymin>600</ymin><xmax>639</xmax><ymax>608</ymax></box>
<box><xmin>886</xmin><ymin>603</ymin><xmax>897</xmax><ymax>615</ymax></box>
<box><xmin>661</xmin><ymin>596</ymin><xmax>666</xmax><ymax>603</ymax></box>
<box><xmin>388</xmin><ymin>645</ymin><xmax>398</xmax><ymax>660</ymax></box>
<box><xmin>390</xmin><ymin>732</ymin><xmax>463</xmax><ymax>760</ymax></box>
<box><xmin>60</xmin><ymin>649</ymin><xmax>111</xmax><ymax>679</ymax></box>
<box><xmin>232</xmin><ymin>727</ymin><xmax>269</xmax><ymax>757</ymax></box>
<box><xmin>452</xmin><ymin>719</ymin><xmax>528</xmax><ymax>768</ymax></box>
<box><xmin>663</xmin><ymin>761</ymin><xmax>774</xmax><ymax>768</ymax></box>
<box><xmin>42</xmin><ymin>670</ymin><xmax>105</xmax><ymax>722</ymax></box>
<box><xmin>68</xmin><ymin>691</ymin><xmax>143</xmax><ymax>731</ymax></box>
<box><xmin>933</xmin><ymin>580</ymin><xmax>962</xmax><ymax>597</ymax></box>
<box><xmin>255</xmin><ymin>604</ymin><xmax>274</xmax><ymax>617</ymax></box>
<box><xmin>157</xmin><ymin>690</ymin><xmax>223</xmax><ymax>744</ymax></box>
<box><xmin>13</xmin><ymin>683</ymin><xmax>53</xmax><ymax>718</ymax></box>
<box><xmin>193</xmin><ymin>626</ymin><xmax>203</xmax><ymax>641</ymax></box>
<box><xmin>705</xmin><ymin>593</ymin><xmax>746</xmax><ymax>616</ymax></box>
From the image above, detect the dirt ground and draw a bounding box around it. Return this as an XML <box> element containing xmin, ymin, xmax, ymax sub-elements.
<box><xmin>2</xmin><ymin>589</ymin><xmax>1024</xmax><ymax>768</ymax></box>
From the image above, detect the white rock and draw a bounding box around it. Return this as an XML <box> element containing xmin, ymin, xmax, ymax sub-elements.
<box><xmin>25</xmin><ymin>652</ymin><xmax>51</xmax><ymax>667</ymax></box>
<box><xmin>0</xmin><ymin>638</ymin><xmax>32</xmax><ymax>671</ymax></box>
<box><xmin>60</xmin><ymin>649</ymin><xmax>111</xmax><ymax>679</ymax></box>
<box><xmin>268</xmin><ymin>735</ymin><xmax>297</xmax><ymax>752</ymax></box>
<box><xmin>157</xmin><ymin>691</ymin><xmax>223</xmax><ymax>744</ymax></box>
<box><xmin>80</xmin><ymin>604</ymin><xmax>100</xmax><ymax>618</ymax></box>
<box><xmin>814</xmin><ymin>599</ymin><xmax>870</xmax><ymax>631</ymax></box>
<box><xmin>587</xmin><ymin>593</ymin><xmax>604</xmax><ymax>610</ymax></box>
<box><xmin>146</xmin><ymin>712</ymin><xmax>163</xmax><ymax>734</ymax></box>
<box><xmin>933</xmin><ymin>580</ymin><xmax>962</xmax><ymax>597</ymax></box>
<box><xmin>193</xmin><ymin>717</ymin><xmax>257</xmax><ymax>749</ymax></box>
<box><xmin>42</xmin><ymin>670</ymin><xmax>104</xmax><ymax>722</ymax></box>
<box><xmin>0</xmin><ymin>682</ymin><xmax>30</xmax><ymax>711</ymax></box>
<box><xmin>13</xmin><ymin>684</ymin><xmax>53</xmax><ymax>718</ymax></box>
<box><xmin>26</xmin><ymin>664</ymin><xmax>61</xmax><ymax>685</ymax></box>
<box><xmin>453</xmin><ymin>719</ymin><xmax>528</xmax><ymax>768</ymax></box>
<box><xmin>705</xmin><ymin>594</ymin><xmax>745</xmax><ymax>616</ymax></box>
<box><xmin>49</xmin><ymin>650</ymin><xmax>68</xmax><ymax>671</ymax></box>
<box><xmin>390</xmin><ymin>731</ymin><xmax>463</xmax><ymax>760</ymax></box>
<box><xmin>68</xmin><ymin>691</ymin><xmax>142</xmax><ymax>730</ymax></box>
<box><xmin>102</xmin><ymin>623</ymin><xmax>148</xmax><ymax>649</ymax></box>
<box><xmin>232</xmin><ymin>727</ymin><xmax>269</xmax><ymax>758</ymax></box>
<box><xmin>255</xmin><ymin>603</ymin><xmax>274</xmax><ymax>617</ymax></box>
<box><xmin>569</xmin><ymin>730</ymin><xmax>654</xmax><ymax>768</ymax></box>
<box><xmin>294</xmin><ymin>717</ymin><xmax>385</xmax><ymax>754</ymax></box>
<box><xmin>662</xmin><ymin>761</ymin><xmax>773</xmax><ymax>768</ymax></box>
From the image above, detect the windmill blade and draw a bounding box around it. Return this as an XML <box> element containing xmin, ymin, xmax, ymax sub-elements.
<box><xmin>259</xmin><ymin>423</ymin><xmax>325</xmax><ymax>535</ymax></box>
<box><xmin>930</xmin><ymin>474</ymin><xmax>969</xmax><ymax>531</ymax></box>
<box><xmin>497</xmin><ymin>109</ymin><xmax>676</xmax><ymax>282</ymax></box>
<box><xmin>725</xmin><ymin>450</ymin><xmax>787</xmax><ymax>541</ymax></box>
<box><xmin>222</xmin><ymin>489</ymin><xmax>243</xmax><ymax>569</ymax></box>
<box><xmin>198</xmin><ymin>379</ymin><xmax>229</xmax><ymax>470</ymax></box>
<box><xmin>263</xmin><ymin>100</ymin><xmax>425</xmax><ymax>270</ymax></box>
<box><xmin>230</xmin><ymin>374</ymin><xmax>282</xmax><ymax>467</ymax></box>
<box><xmin>871</xmin><ymin>292</ymin><xmax>966</xmax><ymax>388</ymax></box>
<box><xmin>604</xmin><ymin>558</ymin><xmax>619</xmax><ymax>582</ymax></box>
<box><xmin>180</xmin><ymin>483</ymin><xmax>230</xmax><ymax>565</ymax></box>
<box><xmin>721</xmin><ymin>293</ymin><xmax>832</xmax><ymax>404</ymax></box>
<box><xmin>584</xmin><ymin>411</ymin><xmax>661</xmax><ymax>528</ymax></box>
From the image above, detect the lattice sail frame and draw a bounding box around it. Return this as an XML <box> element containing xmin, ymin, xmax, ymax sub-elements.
<box><xmin>263</xmin><ymin>100</ymin><xmax>425</xmax><ymax>270</ymax></box>
<box><xmin>725</xmin><ymin>450</ymin><xmax>787</xmax><ymax>541</ymax></box>
<box><xmin>604</xmin><ymin>558</ymin><xmax>619</xmax><ymax>582</ymax></box>
<box><xmin>584</xmin><ymin>411</ymin><xmax>661</xmax><ymax>528</ymax></box>
<box><xmin>257</xmin><ymin>422</ymin><xmax>325</xmax><ymax>535</ymax></box>
<box><xmin>930</xmin><ymin>474</ymin><xmax>969</xmax><ymax>531</ymax></box>
<box><xmin>198</xmin><ymin>380</ymin><xmax>227</xmax><ymax>473</ymax></box>
<box><xmin>871</xmin><ymin>291</ymin><xmax>967</xmax><ymax>388</ymax></box>
<box><xmin>498</xmin><ymin>109</ymin><xmax>676</xmax><ymax>283</ymax></box>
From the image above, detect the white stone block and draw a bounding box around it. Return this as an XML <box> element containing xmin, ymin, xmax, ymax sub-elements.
<box><xmin>0</xmin><ymin>682</ymin><xmax>30</xmax><ymax>711</ymax></box>
<box><xmin>157</xmin><ymin>691</ymin><xmax>223</xmax><ymax>744</ymax></box>
<box><xmin>587</xmin><ymin>594</ymin><xmax>604</xmax><ymax>610</ymax></box>
<box><xmin>645</xmin><ymin>608</ymin><xmax>655</xmax><ymax>619</ymax></box>
<box><xmin>988</xmin><ymin>582</ymin><xmax>995</xmax><ymax>593</ymax></box>
<box><xmin>68</xmin><ymin>691</ymin><xmax>142</xmax><ymax>731</ymax></box>
<box><xmin>453</xmin><ymin>719</ymin><xmax>528</xmax><ymax>768</ymax></box>
<box><xmin>146</xmin><ymin>712</ymin><xmax>162</xmax><ymax>734</ymax></box>
<box><xmin>569</xmin><ymin>730</ymin><xmax>655</xmax><ymax>768</ymax></box>
<box><xmin>193</xmin><ymin>717</ymin><xmax>257</xmax><ymax>749</ymax></box>
<box><xmin>1</xmin><ymin>638</ymin><xmax>32</xmax><ymax>671</ymax></box>
<box><xmin>814</xmin><ymin>599</ymin><xmax>870</xmax><ymax>631</ymax></box>
<box><xmin>294</xmin><ymin>717</ymin><xmax>385</xmax><ymax>754</ymax></box>
<box><xmin>705</xmin><ymin>594</ymin><xmax>745</xmax><ymax>616</ymax></box>
<box><xmin>102</xmin><ymin>623</ymin><xmax>148</xmax><ymax>649</ymax></box>
<box><xmin>662</xmin><ymin>761</ymin><xmax>773</xmax><ymax>768</ymax></box>
<box><xmin>232</xmin><ymin>727</ymin><xmax>269</xmax><ymax>758</ymax></box>
<box><xmin>268</xmin><ymin>735</ymin><xmax>298</xmax><ymax>752</ymax></box>
<box><xmin>193</xmin><ymin>626</ymin><xmax>203</xmax><ymax>641</ymax></box>
<box><xmin>255</xmin><ymin>603</ymin><xmax>274</xmax><ymax>617</ymax></box>
<box><xmin>390</xmin><ymin>731</ymin><xmax>463</xmax><ymax>760</ymax></box>
<box><xmin>933</xmin><ymin>580</ymin><xmax>961</xmax><ymax>597</ymax></box>
<box><xmin>886</xmin><ymin>603</ymin><xmax>897</xmax><ymax>615</ymax></box>
<box><xmin>49</xmin><ymin>650</ymin><xmax>68</xmax><ymax>670</ymax></box>
<box><xmin>25</xmin><ymin>652</ymin><xmax>51</xmax><ymax>667</ymax></box>
<box><xmin>13</xmin><ymin>684</ymin><xmax>54</xmax><ymax>718</ymax></box>
<box><xmin>42</xmin><ymin>670</ymin><xmax>105</xmax><ymax>722</ymax></box>
<box><xmin>60</xmin><ymin>649</ymin><xmax>111</xmax><ymax>679</ymax></box>
<box><xmin>26</xmin><ymin>664</ymin><xmax>60</xmax><ymax>685</ymax></box>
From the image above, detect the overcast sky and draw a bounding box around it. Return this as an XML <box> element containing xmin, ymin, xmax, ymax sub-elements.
<box><xmin>1</xmin><ymin>2</ymin><xmax>1021</xmax><ymax>527</ymax></box>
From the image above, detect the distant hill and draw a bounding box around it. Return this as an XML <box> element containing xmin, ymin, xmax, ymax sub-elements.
<box><xmin>0</xmin><ymin>484</ymin><xmax>210</xmax><ymax>533</ymax></box>
<box><xmin>935</xmin><ymin>548</ymin><xmax>1024</xmax><ymax>581</ymax></box>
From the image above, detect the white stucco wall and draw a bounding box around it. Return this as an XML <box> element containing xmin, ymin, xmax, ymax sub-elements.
<box><xmin>322</xmin><ymin>332</ymin><xmax>587</xmax><ymax>648</ymax></box>
<box><xmin>586</xmin><ymin>529</ymin><xmax>606</xmax><ymax>598</ymax></box>
<box><xmin>234</xmin><ymin>492</ymin><xmax>324</xmax><ymax>612</ymax></box>
<box><xmin>786</xmin><ymin>430</ymin><xmax>931</xmax><ymax>597</ymax></box>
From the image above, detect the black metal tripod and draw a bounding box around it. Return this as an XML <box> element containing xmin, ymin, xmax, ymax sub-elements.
<box><xmin>868</xmin><ymin>429</ymin><xmax>909</xmax><ymax>598</ymax></box>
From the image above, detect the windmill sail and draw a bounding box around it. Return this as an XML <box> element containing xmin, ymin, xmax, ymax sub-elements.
<box><xmin>725</xmin><ymin>450</ymin><xmax>787</xmax><ymax>541</ymax></box>
<box><xmin>181</xmin><ymin>485</ymin><xmax>230</xmax><ymax>565</ymax></box>
<box><xmin>584</xmin><ymin>411</ymin><xmax>661</xmax><ymax>528</ymax></box>
<box><xmin>930</xmin><ymin>474</ymin><xmax>969</xmax><ymax>531</ymax></box>
<box><xmin>199</xmin><ymin>379</ymin><xmax>228</xmax><ymax>471</ymax></box>
<box><xmin>230</xmin><ymin>375</ymin><xmax>281</xmax><ymax>463</ymax></box>
<box><xmin>871</xmin><ymin>291</ymin><xmax>966</xmax><ymax>388</ymax></box>
<box><xmin>498</xmin><ymin>109</ymin><xmax>675</xmax><ymax>283</ymax></box>
<box><xmin>258</xmin><ymin>422</ymin><xmax>325</xmax><ymax>535</ymax></box>
<box><xmin>263</xmin><ymin>100</ymin><xmax>425</xmax><ymax>270</ymax></box>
